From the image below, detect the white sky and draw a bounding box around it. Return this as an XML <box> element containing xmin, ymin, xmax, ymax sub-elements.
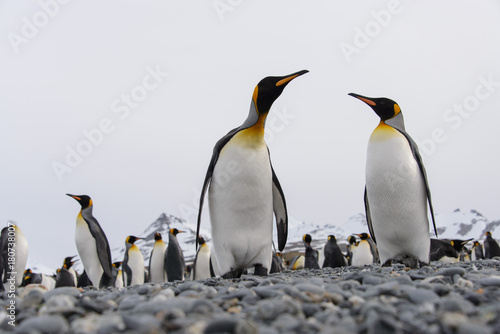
<box><xmin>2</xmin><ymin>1</ymin><xmax>500</xmax><ymax>270</ymax></box>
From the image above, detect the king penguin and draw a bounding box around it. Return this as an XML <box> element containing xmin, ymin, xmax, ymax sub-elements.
<box><xmin>346</xmin><ymin>235</ymin><xmax>358</xmax><ymax>266</ymax></box>
<box><xmin>10</xmin><ymin>224</ymin><xmax>29</xmax><ymax>287</ymax></box>
<box><xmin>471</xmin><ymin>241</ymin><xmax>485</xmax><ymax>260</ymax></box>
<box><xmin>164</xmin><ymin>228</ymin><xmax>185</xmax><ymax>282</ymax></box>
<box><xmin>323</xmin><ymin>235</ymin><xmax>346</xmax><ymax>268</ymax></box>
<box><xmin>122</xmin><ymin>236</ymin><xmax>145</xmax><ymax>286</ymax></box>
<box><xmin>0</xmin><ymin>227</ymin><xmax>9</xmax><ymax>290</ymax></box>
<box><xmin>196</xmin><ymin>70</ymin><xmax>308</xmax><ymax>278</ymax></box>
<box><xmin>357</xmin><ymin>233</ymin><xmax>379</xmax><ymax>264</ymax></box>
<box><xmin>191</xmin><ymin>236</ymin><xmax>212</xmax><ymax>280</ymax></box>
<box><xmin>349</xmin><ymin>94</ymin><xmax>438</xmax><ymax>268</ymax></box>
<box><xmin>303</xmin><ymin>234</ymin><xmax>320</xmax><ymax>269</ymax></box>
<box><xmin>350</xmin><ymin>234</ymin><xmax>373</xmax><ymax>266</ymax></box>
<box><xmin>149</xmin><ymin>233</ymin><xmax>167</xmax><ymax>283</ymax></box>
<box><xmin>113</xmin><ymin>262</ymin><xmax>124</xmax><ymax>289</ymax></box>
<box><xmin>60</xmin><ymin>256</ymin><xmax>78</xmax><ymax>287</ymax></box>
<box><xmin>67</xmin><ymin>194</ymin><xmax>113</xmax><ymax>288</ymax></box>
<box><xmin>484</xmin><ymin>232</ymin><xmax>500</xmax><ymax>259</ymax></box>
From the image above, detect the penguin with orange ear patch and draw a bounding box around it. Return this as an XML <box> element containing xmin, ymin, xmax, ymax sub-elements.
<box><xmin>349</xmin><ymin>94</ymin><xmax>438</xmax><ymax>268</ymax></box>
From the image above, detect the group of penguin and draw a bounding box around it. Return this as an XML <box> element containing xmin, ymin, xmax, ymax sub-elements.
<box><xmin>287</xmin><ymin>231</ymin><xmax>500</xmax><ymax>271</ymax></box>
<box><xmin>4</xmin><ymin>69</ymin><xmax>500</xmax><ymax>289</ymax></box>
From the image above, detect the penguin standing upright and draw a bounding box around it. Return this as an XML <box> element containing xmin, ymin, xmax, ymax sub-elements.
<box><xmin>122</xmin><ymin>236</ymin><xmax>145</xmax><ymax>286</ymax></box>
<box><xmin>346</xmin><ymin>236</ymin><xmax>358</xmax><ymax>266</ymax></box>
<box><xmin>164</xmin><ymin>228</ymin><xmax>185</xmax><ymax>282</ymax></box>
<box><xmin>196</xmin><ymin>70</ymin><xmax>308</xmax><ymax>278</ymax></box>
<box><xmin>149</xmin><ymin>233</ymin><xmax>167</xmax><ymax>283</ymax></box>
<box><xmin>303</xmin><ymin>234</ymin><xmax>320</xmax><ymax>270</ymax></box>
<box><xmin>10</xmin><ymin>224</ymin><xmax>29</xmax><ymax>287</ymax></box>
<box><xmin>322</xmin><ymin>235</ymin><xmax>346</xmax><ymax>268</ymax></box>
<box><xmin>191</xmin><ymin>236</ymin><xmax>212</xmax><ymax>280</ymax></box>
<box><xmin>471</xmin><ymin>241</ymin><xmax>485</xmax><ymax>260</ymax></box>
<box><xmin>56</xmin><ymin>256</ymin><xmax>78</xmax><ymax>287</ymax></box>
<box><xmin>270</xmin><ymin>252</ymin><xmax>284</xmax><ymax>274</ymax></box>
<box><xmin>67</xmin><ymin>194</ymin><xmax>113</xmax><ymax>288</ymax></box>
<box><xmin>357</xmin><ymin>233</ymin><xmax>379</xmax><ymax>264</ymax></box>
<box><xmin>349</xmin><ymin>94</ymin><xmax>438</xmax><ymax>268</ymax></box>
<box><xmin>0</xmin><ymin>227</ymin><xmax>8</xmax><ymax>290</ymax></box>
<box><xmin>112</xmin><ymin>262</ymin><xmax>123</xmax><ymax>289</ymax></box>
<box><xmin>350</xmin><ymin>234</ymin><xmax>373</xmax><ymax>266</ymax></box>
<box><xmin>484</xmin><ymin>232</ymin><xmax>500</xmax><ymax>259</ymax></box>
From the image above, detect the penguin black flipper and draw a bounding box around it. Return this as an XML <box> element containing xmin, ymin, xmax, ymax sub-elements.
<box><xmin>364</xmin><ymin>187</ymin><xmax>376</xmax><ymax>244</ymax></box>
<box><xmin>385</xmin><ymin>115</ymin><xmax>438</xmax><ymax>238</ymax></box>
<box><xmin>196</xmin><ymin>127</ymin><xmax>240</xmax><ymax>250</ymax></box>
<box><xmin>85</xmin><ymin>216</ymin><xmax>113</xmax><ymax>279</ymax></box>
<box><xmin>269</xmin><ymin>157</ymin><xmax>288</xmax><ymax>251</ymax></box>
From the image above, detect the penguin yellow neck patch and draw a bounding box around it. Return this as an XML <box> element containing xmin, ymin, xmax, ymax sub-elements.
<box><xmin>370</xmin><ymin>121</ymin><xmax>399</xmax><ymax>142</ymax></box>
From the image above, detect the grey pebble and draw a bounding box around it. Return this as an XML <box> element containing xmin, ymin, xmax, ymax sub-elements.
<box><xmin>15</xmin><ymin>314</ymin><xmax>69</xmax><ymax>334</ymax></box>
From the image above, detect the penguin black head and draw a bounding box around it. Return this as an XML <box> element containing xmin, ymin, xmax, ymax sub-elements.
<box><xmin>170</xmin><ymin>228</ymin><xmax>184</xmax><ymax>236</ymax></box>
<box><xmin>473</xmin><ymin>241</ymin><xmax>481</xmax><ymax>247</ymax></box>
<box><xmin>327</xmin><ymin>235</ymin><xmax>336</xmax><ymax>242</ymax></box>
<box><xmin>356</xmin><ymin>233</ymin><xmax>370</xmax><ymax>240</ymax></box>
<box><xmin>348</xmin><ymin>236</ymin><xmax>358</xmax><ymax>245</ymax></box>
<box><xmin>349</xmin><ymin>93</ymin><xmax>401</xmax><ymax>121</ymax></box>
<box><xmin>198</xmin><ymin>236</ymin><xmax>206</xmax><ymax>245</ymax></box>
<box><xmin>450</xmin><ymin>238</ymin><xmax>473</xmax><ymax>252</ymax></box>
<box><xmin>66</xmin><ymin>194</ymin><xmax>92</xmax><ymax>209</ymax></box>
<box><xmin>154</xmin><ymin>233</ymin><xmax>162</xmax><ymax>241</ymax></box>
<box><xmin>253</xmin><ymin>70</ymin><xmax>308</xmax><ymax>116</ymax></box>
<box><xmin>303</xmin><ymin>234</ymin><xmax>312</xmax><ymax>246</ymax></box>
<box><xmin>112</xmin><ymin>262</ymin><xmax>122</xmax><ymax>269</ymax></box>
<box><xmin>63</xmin><ymin>256</ymin><xmax>77</xmax><ymax>269</ymax></box>
<box><xmin>486</xmin><ymin>231</ymin><xmax>493</xmax><ymax>238</ymax></box>
<box><xmin>126</xmin><ymin>236</ymin><xmax>141</xmax><ymax>244</ymax></box>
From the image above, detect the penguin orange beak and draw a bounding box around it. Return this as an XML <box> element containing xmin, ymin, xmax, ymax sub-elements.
<box><xmin>275</xmin><ymin>70</ymin><xmax>309</xmax><ymax>87</ymax></box>
<box><xmin>348</xmin><ymin>93</ymin><xmax>377</xmax><ymax>106</ymax></box>
<box><xmin>66</xmin><ymin>194</ymin><xmax>81</xmax><ymax>200</ymax></box>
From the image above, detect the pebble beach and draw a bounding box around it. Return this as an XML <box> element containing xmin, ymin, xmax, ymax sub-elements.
<box><xmin>2</xmin><ymin>260</ymin><xmax>500</xmax><ymax>334</ymax></box>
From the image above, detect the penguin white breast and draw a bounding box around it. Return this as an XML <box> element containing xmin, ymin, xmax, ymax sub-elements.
<box><xmin>366</xmin><ymin>123</ymin><xmax>430</xmax><ymax>263</ymax></box>
<box><xmin>149</xmin><ymin>242</ymin><xmax>166</xmax><ymax>283</ymax></box>
<box><xmin>127</xmin><ymin>246</ymin><xmax>145</xmax><ymax>285</ymax></box>
<box><xmin>115</xmin><ymin>270</ymin><xmax>124</xmax><ymax>288</ymax></box>
<box><xmin>193</xmin><ymin>245</ymin><xmax>212</xmax><ymax>280</ymax></box>
<box><xmin>14</xmin><ymin>227</ymin><xmax>29</xmax><ymax>287</ymax></box>
<box><xmin>208</xmin><ymin>131</ymin><xmax>273</xmax><ymax>273</ymax></box>
<box><xmin>351</xmin><ymin>241</ymin><xmax>373</xmax><ymax>266</ymax></box>
<box><xmin>75</xmin><ymin>215</ymin><xmax>103</xmax><ymax>287</ymax></box>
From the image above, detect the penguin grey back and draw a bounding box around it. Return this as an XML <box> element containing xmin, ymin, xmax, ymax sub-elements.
<box><xmin>165</xmin><ymin>229</ymin><xmax>185</xmax><ymax>282</ymax></box>
<box><xmin>323</xmin><ymin>235</ymin><xmax>345</xmax><ymax>268</ymax></box>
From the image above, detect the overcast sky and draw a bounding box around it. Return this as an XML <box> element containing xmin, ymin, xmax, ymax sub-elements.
<box><xmin>2</xmin><ymin>1</ymin><xmax>500</xmax><ymax>270</ymax></box>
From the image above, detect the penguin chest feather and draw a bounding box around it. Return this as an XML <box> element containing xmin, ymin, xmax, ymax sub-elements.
<box><xmin>127</xmin><ymin>245</ymin><xmax>145</xmax><ymax>285</ymax></box>
<box><xmin>351</xmin><ymin>241</ymin><xmax>373</xmax><ymax>266</ymax></box>
<box><xmin>208</xmin><ymin>130</ymin><xmax>273</xmax><ymax>273</ymax></box>
<box><xmin>149</xmin><ymin>241</ymin><xmax>166</xmax><ymax>283</ymax></box>
<box><xmin>75</xmin><ymin>215</ymin><xmax>102</xmax><ymax>287</ymax></box>
<box><xmin>366</xmin><ymin>123</ymin><xmax>430</xmax><ymax>263</ymax></box>
<box><xmin>193</xmin><ymin>245</ymin><xmax>211</xmax><ymax>280</ymax></box>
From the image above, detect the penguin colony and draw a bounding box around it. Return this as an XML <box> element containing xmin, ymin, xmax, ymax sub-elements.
<box><xmin>3</xmin><ymin>71</ymin><xmax>500</xmax><ymax>291</ymax></box>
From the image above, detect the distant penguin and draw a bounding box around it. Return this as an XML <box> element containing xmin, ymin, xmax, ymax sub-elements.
<box><xmin>149</xmin><ymin>233</ymin><xmax>167</xmax><ymax>283</ymax></box>
<box><xmin>357</xmin><ymin>233</ymin><xmax>379</xmax><ymax>264</ymax></box>
<box><xmin>323</xmin><ymin>235</ymin><xmax>346</xmax><ymax>268</ymax></box>
<box><xmin>459</xmin><ymin>247</ymin><xmax>471</xmax><ymax>262</ymax></box>
<box><xmin>430</xmin><ymin>239</ymin><xmax>460</xmax><ymax>263</ymax></box>
<box><xmin>303</xmin><ymin>234</ymin><xmax>320</xmax><ymax>270</ymax></box>
<box><xmin>113</xmin><ymin>262</ymin><xmax>123</xmax><ymax>289</ymax></box>
<box><xmin>23</xmin><ymin>269</ymin><xmax>55</xmax><ymax>290</ymax></box>
<box><xmin>349</xmin><ymin>94</ymin><xmax>438</xmax><ymax>268</ymax></box>
<box><xmin>484</xmin><ymin>232</ymin><xmax>500</xmax><ymax>259</ymax></box>
<box><xmin>191</xmin><ymin>236</ymin><xmax>212</xmax><ymax>280</ymax></box>
<box><xmin>77</xmin><ymin>270</ymin><xmax>92</xmax><ymax>288</ymax></box>
<box><xmin>450</xmin><ymin>238</ymin><xmax>473</xmax><ymax>254</ymax></box>
<box><xmin>165</xmin><ymin>228</ymin><xmax>185</xmax><ymax>282</ymax></box>
<box><xmin>62</xmin><ymin>256</ymin><xmax>78</xmax><ymax>287</ymax></box>
<box><xmin>270</xmin><ymin>252</ymin><xmax>284</xmax><ymax>274</ymax></box>
<box><xmin>346</xmin><ymin>236</ymin><xmax>358</xmax><ymax>266</ymax></box>
<box><xmin>67</xmin><ymin>194</ymin><xmax>113</xmax><ymax>288</ymax></box>
<box><xmin>10</xmin><ymin>224</ymin><xmax>29</xmax><ymax>287</ymax></box>
<box><xmin>351</xmin><ymin>234</ymin><xmax>373</xmax><ymax>266</ymax></box>
<box><xmin>288</xmin><ymin>255</ymin><xmax>305</xmax><ymax>270</ymax></box>
<box><xmin>122</xmin><ymin>236</ymin><xmax>145</xmax><ymax>286</ymax></box>
<box><xmin>55</xmin><ymin>267</ymin><xmax>76</xmax><ymax>288</ymax></box>
<box><xmin>196</xmin><ymin>70</ymin><xmax>309</xmax><ymax>279</ymax></box>
<box><xmin>471</xmin><ymin>241</ymin><xmax>485</xmax><ymax>260</ymax></box>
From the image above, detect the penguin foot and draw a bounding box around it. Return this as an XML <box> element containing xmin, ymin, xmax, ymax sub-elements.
<box><xmin>254</xmin><ymin>264</ymin><xmax>268</xmax><ymax>277</ymax></box>
<box><xmin>222</xmin><ymin>269</ymin><xmax>244</xmax><ymax>279</ymax></box>
<box><xmin>382</xmin><ymin>259</ymin><xmax>393</xmax><ymax>267</ymax></box>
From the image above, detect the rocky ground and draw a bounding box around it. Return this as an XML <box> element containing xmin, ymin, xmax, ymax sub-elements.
<box><xmin>2</xmin><ymin>260</ymin><xmax>500</xmax><ymax>334</ymax></box>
